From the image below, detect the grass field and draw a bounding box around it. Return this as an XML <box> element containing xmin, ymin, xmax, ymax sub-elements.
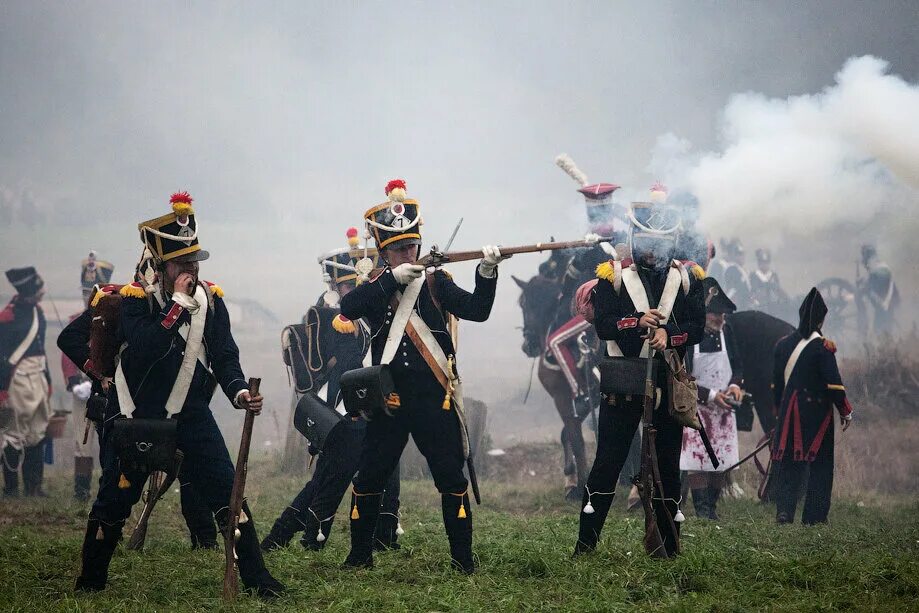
<box><xmin>1</xmin><ymin>459</ymin><xmax>917</xmax><ymax>613</ymax></box>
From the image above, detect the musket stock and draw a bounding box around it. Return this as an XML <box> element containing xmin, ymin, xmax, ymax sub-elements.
<box><xmin>222</xmin><ymin>377</ymin><xmax>260</xmax><ymax>601</ymax></box>
<box><xmin>126</xmin><ymin>451</ymin><xmax>185</xmax><ymax>551</ymax></box>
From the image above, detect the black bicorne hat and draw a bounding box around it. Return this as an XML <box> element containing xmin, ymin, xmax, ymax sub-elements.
<box><xmin>364</xmin><ymin>179</ymin><xmax>422</xmax><ymax>251</ymax></box>
<box><xmin>6</xmin><ymin>266</ymin><xmax>44</xmax><ymax>297</ymax></box>
<box><xmin>702</xmin><ymin>277</ymin><xmax>737</xmax><ymax>314</ymax></box>
<box><xmin>798</xmin><ymin>287</ymin><xmax>828</xmax><ymax>337</ymax></box>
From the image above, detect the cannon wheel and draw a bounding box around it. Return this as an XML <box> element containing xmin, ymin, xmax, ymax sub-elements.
<box><xmin>815</xmin><ymin>277</ymin><xmax>863</xmax><ymax>340</ymax></box>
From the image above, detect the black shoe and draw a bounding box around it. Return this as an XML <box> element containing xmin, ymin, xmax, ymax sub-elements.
<box><xmin>776</xmin><ymin>512</ymin><xmax>793</xmax><ymax>524</ymax></box>
<box><xmin>75</xmin><ymin>519</ymin><xmax>122</xmax><ymax>592</ymax></box>
<box><xmin>442</xmin><ymin>492</ymin><xmax>475</xmax><ymax>574</ymax></box>
<box><xmin>572</xmin><ymin>540</ymin><xmax>595</xmax><ymax>557</ymax></box>
<box><xmin>343</xmin><ymin>491</ymin><xmax>382</xmax><ymax>570</ymax></box>
<box><xmin>225</xmin><ymin>505</ymin><xmax>287</xmax><ymax>600</ymax></box>
<box><xmin>243</xmin><ymin>570</ymin><xmax>286</xmax><ymax>599</ymax></box>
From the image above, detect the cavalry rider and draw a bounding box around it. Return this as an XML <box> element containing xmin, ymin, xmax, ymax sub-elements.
<box><xmin>709</xmin><ymin>237</ymin><xmax>752</xmax><ymax>310</ymax></box>
<box><xmin>340</xmin><ymin>179</ymin><xmax>507</xmax><ymax>573</ymax></box>
<box><xmin>60</xmin><ymin>251</ymin><xmax>113</xmax><ymax>501</ymax></box>
<box><xmin>59</xmin><ymin>268</ymin><xmax>218</xmax><ymax>548</ymax></box>
<box><xmin>262</xmin><ymin>229</ymin><xmax>401</xmax><ymax>552</ymax></box>
<box><xmin>549</xmin><ymin>154</ymin><xmax>623</xmax><ymax>411</ymax></box>
<box><xmin>749</xmin><ymin>248</ymin><xmax>788</xmax><ymax>315</ymax></box>
<box><xmin>857</xmin><ymin>244</ymin><xmax>899</xmax><ymax>335</ymax></box>
<box><xmin>1</xmin><ymin>267</ymin><xmax>52</xmax><ymax>498</ymax></box>
<box><xmin>575</xmin><ymin>198</ymin><xmax>705</xmax><ymax>557</ymax></box>
<box><xmin>771</xmin><ymin>288</ymin><xmax>853</xmax><ymax>525</ymax></box>
<box><xmin>679</xmin><ymin>277</ymin><xmax>745</xmax><ymax>520</ymax></box>
<box><xmin>75</xmin><ymin>192</ymin><xmax>284</xmax><ymax>598</ymax></box>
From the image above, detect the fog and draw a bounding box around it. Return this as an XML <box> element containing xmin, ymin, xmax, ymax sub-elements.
<box><xmin>2</xmin><ymin>2</ymin><xmax>917</xmax><ymax>444</ymax></box>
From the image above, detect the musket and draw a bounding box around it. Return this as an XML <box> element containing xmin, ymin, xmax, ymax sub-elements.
<box><xmin>414</xmin><ymin>237</ymin><xmax>613</xmax><ymax>268</ymax></box>
<box><xmin>722</xmin><ymin>430</ymin><xmax>773</xmax><ymax>473</ymax></box>
<box><xmin>635</xmin><ymin>350</ymin><xmax>670</xmax><ymax>558</ymax></box>
<box><xmin>222</xmin><ymin>377</ymin><xmax>260</xmax><ymax>601</ymax></box>
<box><xmin>126</xmin><ymin>452</ymin><xmax>185</xmax><ymax>551</ymax></box>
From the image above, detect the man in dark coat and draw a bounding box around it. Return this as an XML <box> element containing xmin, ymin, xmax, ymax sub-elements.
<box><xmin>339</xmin><ymin>179</ymin><xmax>505</xmax><ymax>573</ymax></box>
<box><xmin>575</xmin><ymin>200</ymin><xmax>705</xmax><ymax>558</ymax></box>
<box><xmin>74</xmin><ymin>192</ymin><xmax>283</xmax><ymax>598</ymax></box>
<box><xmin>771</xmin><ymin>288</ymin><xmax>853</xmax><ymax>525</ymax></box>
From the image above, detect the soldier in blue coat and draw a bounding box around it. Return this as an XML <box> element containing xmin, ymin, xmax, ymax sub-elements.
<box><xmin>771</xmin><ymin>288</ymin><xmax>854</xmax><ymax>525</ymax></box>
<box><xmin>74</xmin><ymin>192</ymin><xmax>283</xmax><ymax>598</ymax></box>
<box><xmin>339</xmin><ymin>179</ymin><xmax>506</xmax><ymax>573</ymax></box>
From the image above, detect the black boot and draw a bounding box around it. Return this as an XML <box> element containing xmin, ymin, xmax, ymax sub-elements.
<box><xmin>2</xmin><ymin>446</ymin><xmax>20</xmax><ymax>497</ymax></box>
<box><xmin>373</xmin><ymin>512</ymin><xmax>401</xmax><ymax>551</ymax></box>
<box><xmin>342</xmin><ymin>491</ymin><xmax>382</xmax><ymax>569</ymax></box>
<box><xmin>75</xmin><ymin>519</ymin><xmax>122</xmax><ymax>591</ymax></box>
<box><xmin>300</xmin><ymin>511</ymin><xmax>332</xmax><ymax>551</ymax></box>
<box><xmin>22</xmin><ymin>442</ymin><xmax>46</xmax><ymax>497</ymax></box>
<box><xmin>228</xmin><ymin>505</ymin><xmax>285</xmax><ymax>600</ymax></box>
<box><xmin>707</xmin><ymin>485</ymin><xmax>721</xmax><ymax>521</ymax></box>
<box><xmin>189</xmin><ymin>525</ymin><xmax>218</xmax><ymax>550</ymax></box>
<box><xmin>74</xmin><ymin>456</ymin><xmax>94</xmax><ymax>502</ymax></box>
<box><xmin>574</xmin><ymin>488</ymin><xmax>615</xmax><ymax>556</ymax></box>
<box><xmin>442</xmin><ymin>492</ymin><xmax>474</xmax><ymax>574</ymax></box>
<box><xmin>691</xmin><ymin>488</ymin><xmax>712</xmax><ymax>519</ymax></box>
<box><xmin>261</xmin><ymin>506</ymin><xmax>304</xmax><ymax>552</ymax></box>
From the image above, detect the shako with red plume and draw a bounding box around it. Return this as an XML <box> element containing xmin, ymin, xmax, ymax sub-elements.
<box><xmin>364</xmin><ymin>178</ymin><xmax>422</xmax><ymax>250</ymax></box>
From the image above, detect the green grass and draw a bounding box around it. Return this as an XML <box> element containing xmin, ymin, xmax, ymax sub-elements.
<box><xmin>1</xmin><ymin>465</ymin><xmax>917</xmax><ymax>612</ymax></box>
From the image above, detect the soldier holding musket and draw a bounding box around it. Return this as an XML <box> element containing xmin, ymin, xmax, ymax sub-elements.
<box><xmin>339</xmin><ymin>179</ymin><xmax>508</xmax><ymax>573</ymax></box>
<box><xmin>575</xmin><ymin>196</ymin><xmax>705</xmax><ymax>558</ymax></box>
<box><xmin>74</xmin><ymin>192</ymin><xmax>283</xmax><ymax>598</ymax></box>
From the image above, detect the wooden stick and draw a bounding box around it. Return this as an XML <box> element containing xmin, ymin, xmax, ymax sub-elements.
<box><xmin>222</xmin><ymin>377</ymin><xmax>260</xmax><ymax>602</ymax></box>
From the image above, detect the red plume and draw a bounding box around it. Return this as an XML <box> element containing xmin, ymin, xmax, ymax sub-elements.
<box><xmin>170</xmin><ymin>191</ymin><xmax>193</xmax><ymax>204</ymax></box>
<box><xmin>385</xmin><ymin>179</ymin><xmax>406</xmax><ymax>196</ymax></box>
<box><xmin>346</xmin><ymin>227</ymin><xmax>359</xmax><ymax>238</ymax></box>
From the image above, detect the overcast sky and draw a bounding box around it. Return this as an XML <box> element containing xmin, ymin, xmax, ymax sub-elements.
<box><xmin>2</xmin><ymin>1</ymin><xmax>917</xmax><ymax>425</ymax></box>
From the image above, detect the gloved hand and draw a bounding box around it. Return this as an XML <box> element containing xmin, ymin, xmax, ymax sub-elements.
<box><xmin>840</xmin><ymin>413</ymin><xmax>853</xmax><ymax>432</ymax></box>
<box><xmin>392</xmin><ymin>263</ymin><xmax>425</xmax><ymax>285</ymax></box>
<box><xmin>479</xmin><ymin>245</ymin><xmax>509</xmax><ymax>278</ymax></box>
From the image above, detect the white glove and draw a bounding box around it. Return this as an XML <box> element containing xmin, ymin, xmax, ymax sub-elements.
<box><xmin>73</xmin><ymin>380</ymin><xmax>93</xmax><ymax>402</ymax></box>
<box><xmin>392</xmin><ymin>263</ymin><xmax>425</xmax><ymax>285</ymax></box>
<box><xmin>584</xmin><ymin>233</ymin><xmax>602</xmax><ymax>244</ymax></box>
<box><xmin>479</xmin><ymin>245</ymin><xmax>509</xmax><ymax>278</ymax></box>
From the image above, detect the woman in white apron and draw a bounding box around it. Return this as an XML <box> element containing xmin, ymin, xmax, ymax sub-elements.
<box><xmin>680</xmin><ymin>277</ymin><xmax>745</xmax><ymax>520</ymax></box>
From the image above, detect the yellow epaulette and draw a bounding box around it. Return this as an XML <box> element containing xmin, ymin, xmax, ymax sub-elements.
<box><xmin>119</xmin><ymin>283</ymin><xmax>146</xmax><ymax>299</ymax></box>
<box><xmin>204</xmin><ymin>281</ymin><xmax>224</xmax><ymax>298</ymax></box>
<box><xmin>596</xmin><ymin>260</ymin><xmax>616</xmax><ymax>283</ymax></box>
<box><xmin>90</xmin><ymin>284</ymin><xmax>121</xmax><ymax>307</ymax></box>
<box><xmin>690</xmin><ymin>264</ymin><xmax>706</xmax><ymax>281</ymax></box>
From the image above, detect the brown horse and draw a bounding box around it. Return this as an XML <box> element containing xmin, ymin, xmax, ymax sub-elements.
<box><xmin>513</xmin><ymin>272</ymin><xmax>593</xmax><ymax>500</ymax></box>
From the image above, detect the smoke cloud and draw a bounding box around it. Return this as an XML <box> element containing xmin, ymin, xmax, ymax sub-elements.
<box><xmin>651</xmin><ymin>56</ymin><xmax>919</xmax><ymax>243</ymax></box>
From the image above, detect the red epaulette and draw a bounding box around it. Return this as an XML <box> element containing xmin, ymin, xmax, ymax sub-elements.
<box><xmin>0</xmin><ymin>301</ymin><xmax>14</xmax><ymax>323</ymax></box>
<box><xmin>823</xmin><ymin>339</ymin><xmax>837</xmax><ymax>353</ymax></box>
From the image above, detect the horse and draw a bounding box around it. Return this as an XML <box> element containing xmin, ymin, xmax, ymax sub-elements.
<box><xmin>513</xmin><ymin>271</ymin><xmax>594</xmax><ymax>500</ymax></box>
